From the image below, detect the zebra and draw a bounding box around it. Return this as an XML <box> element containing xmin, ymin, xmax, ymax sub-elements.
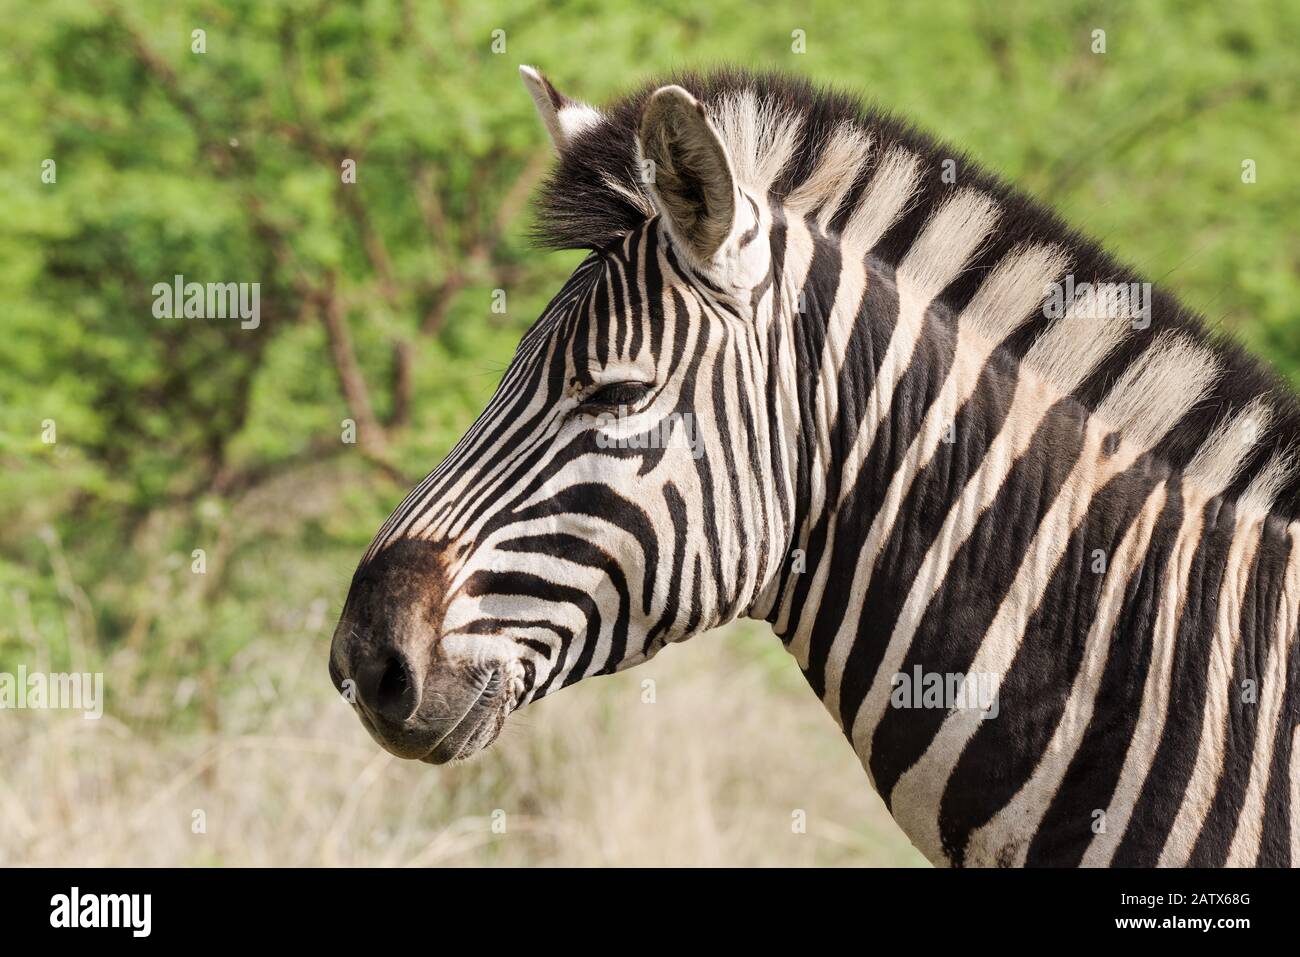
<box><xmin>329</xmin><ymin>66</ymin><xmax>1300</xmax><ymax>867</ymax></box>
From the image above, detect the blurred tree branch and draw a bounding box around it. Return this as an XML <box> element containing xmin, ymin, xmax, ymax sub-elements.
<box><xmin>90</xmin><ymin>0</ymin><xmax>545</xmax><ymax>504</ymax></box>
<box><xmin>417</xmin><ymin>152</ymin><xmax>546</xmax><ymax>336</ymax></box>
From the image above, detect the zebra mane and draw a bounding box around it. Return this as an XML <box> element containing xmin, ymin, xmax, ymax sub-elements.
<box><xmin>532</xmin><ymin>67</ymin><xmax>1300</xmax><ymax>519</ymax></box>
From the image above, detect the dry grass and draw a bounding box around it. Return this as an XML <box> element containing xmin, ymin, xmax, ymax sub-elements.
<box><xmin>1</xmin><ymin>619</ymin><xmax>926</xmax><ymax>867</ymax></box>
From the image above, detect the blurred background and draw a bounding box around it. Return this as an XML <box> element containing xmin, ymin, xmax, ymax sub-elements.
<box><xmin>1</xmin><ymin>0</ymin><xmax>1297</xmax><ymax>866</ymax></box>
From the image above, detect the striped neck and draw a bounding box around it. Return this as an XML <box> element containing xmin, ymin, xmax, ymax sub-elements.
<box><xmin>748</xmin><ymin>201</ymin><xmax>1300</xmax><ymax>867</ymax></box>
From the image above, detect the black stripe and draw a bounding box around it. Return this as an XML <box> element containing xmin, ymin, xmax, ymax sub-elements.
<box><xmin>1256</xmin><ymin>600</ymin><xmax>1299</xmax><ymax>866</ymax></box>
<box><xmin>764</xmin><ymin>224</ymin><xmax>838</xmax><ymax>620</ymax></box>
<box><xmin>1112</xmin><ymin>497</ymin><xmax>1239</xmax><ymax>866</ymax></box>
<box><xmin>1024</xmin><ymin>477</ymin><xmax>1185</xmax><ymax>866</ymax></box>
<box><xmin>795</xmin><ymin>257</ymin><xmax>899</xmax><ymax>685</ymax></box>
<box><xmin>1188</xmin><ymin>517</ymin><xmax>1292</xmax><ymax>865</ymax></box>
<box><xmin>868</xmin><ymin>396</ymin><xmax>1087</xmax><ymax>802</ymax></box>
<box><xmin>941</xmin><ymin>455</ymin><xmax>1166</xmax><ymax>864</ymax></box>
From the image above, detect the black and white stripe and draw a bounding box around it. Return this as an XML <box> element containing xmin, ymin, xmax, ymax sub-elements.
<box><xmin>331</xmin><ymin>67</ymin><xmax>1299</xmax><ymax>866</ymax></box>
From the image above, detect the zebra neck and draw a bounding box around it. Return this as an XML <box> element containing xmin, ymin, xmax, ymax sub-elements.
<box><xmin>750</xmin><ymin>231</ymin><xmax>1300</xmax><ymax>866</ymax></box>
<box><xmin>757</xmin><ymin>229</ymin><xmax>972</xmax><ymax>643</ymax></box>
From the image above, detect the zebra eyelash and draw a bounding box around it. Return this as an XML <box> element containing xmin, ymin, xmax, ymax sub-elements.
<box><xmin>579</xmin><ymin>381</ymin><xmax>653</xmax><ymax>412</ymax></box>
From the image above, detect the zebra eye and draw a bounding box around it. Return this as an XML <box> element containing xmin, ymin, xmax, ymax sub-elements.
<box><xmin>582</xmin><ymin>381</ymin><xmax>651</xmax><ymax>410</ymax></box>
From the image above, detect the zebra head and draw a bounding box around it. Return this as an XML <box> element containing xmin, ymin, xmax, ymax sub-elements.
<box><xmin>329</xmin><ymin>68</ymin><xmax>791</xmax><ymax>763</ymax></box>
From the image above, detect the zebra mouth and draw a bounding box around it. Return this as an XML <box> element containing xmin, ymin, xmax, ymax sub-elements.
<box><xmin>345</xmin><ymin>664</ymin><xmax>512</xmax><ymax>764</ymax></box>
<box><xmin>419</xmin><ymin>670</ymin><xmax>510</xmax><ymax>764</ymax></box>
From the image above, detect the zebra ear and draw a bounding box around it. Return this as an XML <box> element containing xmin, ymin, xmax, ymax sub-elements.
<box><xmin>637</xmin><ymin>85</ymin><xmax>737</xmax><ymax>264</ymax></box>
<box><xmin>519</xmin><ymin>65</ymin><xmax>601</xmax><ymax>154</ymax></box>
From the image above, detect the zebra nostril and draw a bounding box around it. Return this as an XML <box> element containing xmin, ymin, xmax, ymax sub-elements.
<box><xmin>356</xmin><ymin>650</ymin><xmax>419</xmax><ymax>723</ymax></box>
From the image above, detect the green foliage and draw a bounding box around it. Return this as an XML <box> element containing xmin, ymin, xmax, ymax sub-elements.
<box><xmin>0</xmin><ymin>0</ymin><xmax>1296</xmax><ymax>729</ymax></box>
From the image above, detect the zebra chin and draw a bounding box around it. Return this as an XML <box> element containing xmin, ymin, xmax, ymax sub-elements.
<box><xmin>328</xmin><ymin>538</ymin><xmax>527</xmax><ymax>764</ymax></box>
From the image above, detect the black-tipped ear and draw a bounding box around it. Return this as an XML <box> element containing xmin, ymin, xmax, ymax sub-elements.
<box><xmin>637</xmin><ymin>85</ymin><xmax>737</xmax><ymax>262</ymax></box>
<box><xmin>519</xmin><ymin>65</ymin><xmax>600</xmax><ymax>154</ymax></box>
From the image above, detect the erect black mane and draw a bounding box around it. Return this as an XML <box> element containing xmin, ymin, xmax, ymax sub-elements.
<box><xmin>532</xmin><ymin>67</ymin><xmax>1300</xmax><ymax>519</ymax></box>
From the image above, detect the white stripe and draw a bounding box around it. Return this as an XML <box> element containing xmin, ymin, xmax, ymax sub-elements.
<box><xmin>1226</xmin><ymin>524</ymin><xmax>1300</xmax><ymax>865</ymax></box>
<box><xmin>885</xmin><ymin>339</ymin><xmax>1216</xmax><ymax>862</ymax></box>
<box><xmin>712</xmin><ymin>89</ymin><xmax>803</xmax><ymax>195</ymax></box>
<box><xmin>840</xmin><ymin>148</ymin><xmax>920</xmax><ymax>252</ymax></box>
<box><xmin>1157</xmin><ymin>516</ymin><xmax>1265</xmax><ymax>866</ymax></box>
<box><xmin>961</xmin><ymin>243</ymin><xmax>1069</xmax><ymax>346</ymax></box>
<box><xmin>1093</xmin><ymin>334</ymin><xmax>1221</xmax><ymax>452</ymax></box>
<box><xmin>1080</xmin><ymin>487</ymin><xmax>1208</xmax><ymax>866</ymax></box>
<box><xmin>785</xmin><ymin>123</ymin><xmax>871</xmax><ymax>225</ymax></box>
<box><xmin>1292</xmin><ymin>724</ymin><xmax>1300</xmax><ymax>866</ymax></box>
<box><xmin>887</xmin><ymin>422</ymin><xmax>1131</xmax><ymax>861</ymax></box>
<box><xmin>1184</xmin><ymin>397</ymin><xmax>1273</xmax><ymax>497</ymax></box>
<box><xmin>844</xmin><ymin>377</ymin><xmax>1050</xmax><ymax>771</ymax></box>
<box><xmin>815</xmin><ymin>245</ymin><xmax>1068</xmax><ymax>703</ymax></box>
<box><xmin>896</xmin><ymin>190</ymin><xmax>1000</xmax><ymax>302</ymax></box>
<box><xmin>835</xmin><ymin>282</ymin><xmax>1134</xmax><ymax>756</ymax></box>
<box><xmin>781</xmin><ymin>192</ymin><xmax>999</xmax><ymax>640</ymax></box>
<box><xmin>964</xmin><ymin>481</ymin><xmax>1168</xmax><ymax>867</ymax></box>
